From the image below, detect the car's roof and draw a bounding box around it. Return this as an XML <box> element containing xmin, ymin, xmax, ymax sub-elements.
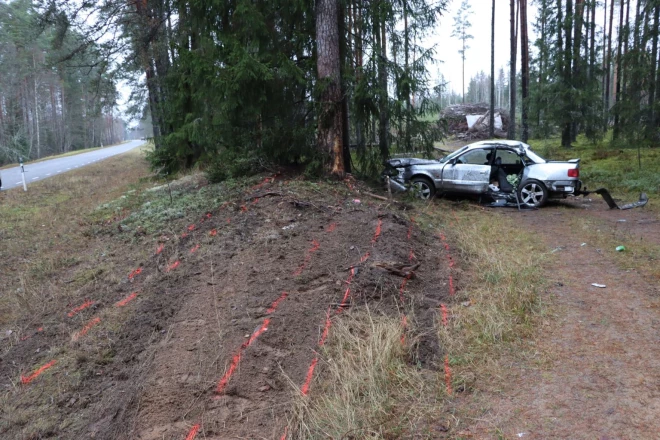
<box><xmin>465</xmin><ymin>140</ymin><xmax>531</xmax><ymax>150</ymax></box>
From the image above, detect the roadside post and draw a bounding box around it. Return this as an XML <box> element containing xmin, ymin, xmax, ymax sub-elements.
<box><xmin>20</xmin><ymin>157</ymin><xmax>27</xmax><ymax>192</ymax></box>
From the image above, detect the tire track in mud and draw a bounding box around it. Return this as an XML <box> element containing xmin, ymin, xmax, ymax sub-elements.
<box><xmin>179</xmin><ymin>217</ymin><xmax>344</xmax><ymax>439</ymax></box>
<box><xmin>129</xmin><ymin>190</ymin><xmax>384</xmax><ymax>439</ymax></box>
<box><xmin>6</xmin><ymin>182</ymin><xmax>268</xmax><ymax>440</ymax></box>
<box><xmin>5</xmin><ymin>177</ymin><xmax>451</xmax><ymax>440</ymax></box>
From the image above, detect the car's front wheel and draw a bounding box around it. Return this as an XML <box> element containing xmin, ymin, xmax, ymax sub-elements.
<box><xmin>411</xmin><ymin>176</ymin><xmax>436</xmax><ymax>200</ymax></box>
<box><xmin>518</xmin><ymin>179</ymin><xmax>548</xmax><ymax>207</ymax></box>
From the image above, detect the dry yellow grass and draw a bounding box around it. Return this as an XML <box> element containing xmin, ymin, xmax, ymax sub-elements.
<box><xmin>290</xmin><ymin>311</ymin><xmax>441</xmax><ymax>439</ymax></box>
<box><xmin>290</xmin><ymin>201</ymin><xmax>549</xmax><ymax>439</ymax></box>
<box><xmin>0</xmin><ymin>147</ymin><xmax>153</xmax><ymax>329</ymax></box>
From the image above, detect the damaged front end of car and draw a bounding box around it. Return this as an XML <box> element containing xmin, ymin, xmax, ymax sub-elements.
<box><xmin>382</xmin><ymin>158</ymin><xmax>438</xmax><ymax>194</ymax></box>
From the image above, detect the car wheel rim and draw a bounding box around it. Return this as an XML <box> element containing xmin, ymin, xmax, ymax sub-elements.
<box><xmin>521</xmin><ymin>183</ymin><xmax>543</xmax><ymax>205</ymax></box>
<box><xmin>414</xmin><ymin>182</ymin><xmax>431</xmax><ymax>199</ymax></box>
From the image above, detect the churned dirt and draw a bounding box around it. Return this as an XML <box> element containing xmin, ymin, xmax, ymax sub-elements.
<box><xmin>1</xmin><ymin>174</ymin><xmax>451</xmax><ymax>439</ymax></box>
<box><xmin>459</xmin><ymin>196</ymin><xmax>660</xmax><ymax>439</ymax></box>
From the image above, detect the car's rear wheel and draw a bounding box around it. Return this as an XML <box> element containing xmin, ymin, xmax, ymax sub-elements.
<box><xmin>518</xmin><ymin>179</ymin><xmax>548</xmax><ymax>207</ymax></box>
<box><xmin>411</xmin><ymin>176</ymin><xmax>435</xmax><ymax>200</ymax></box>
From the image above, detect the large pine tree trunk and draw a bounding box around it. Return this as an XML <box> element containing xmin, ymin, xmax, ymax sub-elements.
<box><xmin>604</xmin><ymin>0</ymin><xmax>615</xmax><ymax>132</ymax></box>
<box><xmin>339</xmin><ymin>1</ymin><xmax>351</xmax><ymax>173</ymax></box>
<box><xmin>613</xmin><ymin>0</ymin><xmax>625</xmax><ymax>140</ymax></box>
<box><xmin>571</xmin><ymin>0</ymin><xmax>585</xmax><ymax>142</ymax></box>
<box><xmin>375</xmin><ymin>9</ymin><xmax>389</xmax><ymax>159</ymax></box>
<box><xmin>520</xmin><ymin>0</ymin><xmax>529</xmax><ymax>142</ymax></box>
<box><xmin>561</xmin><ymin>0</ymin><xmax>573</xmax><ymax>147</ymax></box>
<box><xmin>649</xmin><ymin>6</ymin><xmax>660</xmax><ymax>127</ymax></box>
<box><xmin>490</xmin><ymin>0</ymin><xmax>495</xmax><ymax>138</ymax></box>
<box><xmin>589</xmin><ymin>0</ymin><xmax>596</xmax><ymax>80</ymax></box>
<box><xmin>317</xmin><ymin>0</ymin><xmax>345</xmax><ymax>177</ymax></box>
<box><xmin>508</xmin><ymin>0</ymin><xmax>517</xmax><ymax>140</ymax></box>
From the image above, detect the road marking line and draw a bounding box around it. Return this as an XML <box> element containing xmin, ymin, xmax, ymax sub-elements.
<box><xmin>15</xmin><ymin>182</ymin><xmax>22</xmax><ymax>185</ymax></box>
<box><xmin>57</xmin><ymin>170</ymin><xmax>62</xmax><ymax>173</ymax></box>
<box><xmin>46</xmin><ymin>173</ymin><xmax>51</xmax><ymax>176</ymax></box>
<box><xmin>32</xmin><ymin>177</ymin><xmax>39</xmax><ymax>180</ymax></box>
<box><xmin>67</xmin><ymin>168</ymin><xmax>71</xmax><ymax>170</ymax></box>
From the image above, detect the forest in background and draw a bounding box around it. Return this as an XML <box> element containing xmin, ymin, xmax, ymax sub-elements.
<box><xmin>1</xmin><ymin>0</ymin><xmax>659</xmax><ymax>175</ymax></box>
<box><xmin>0</xmin><ymin>0</ymin><xmax>125</xmax><ymax>166</ymax></box>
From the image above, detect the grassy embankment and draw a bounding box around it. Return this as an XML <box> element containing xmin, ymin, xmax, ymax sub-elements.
<box><xmin>0</xmin><ymin>146</ymin><xmax>153</xmax><ymax>328</ymax></box>
<box><xmin>293</xmin><ymin>201</ymin><xmax>549</xmax><ymax>438</ymax></box>
<box><xmin>7</xmin><ymin>136</ymin><xmax>653</xmax><ymax>437</ymax></box>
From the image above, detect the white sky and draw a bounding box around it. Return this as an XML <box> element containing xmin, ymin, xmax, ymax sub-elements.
<box><xmin>428</xmin><ymin>1</ymin><xmax>539</xmax><ymax>95</ymax></box>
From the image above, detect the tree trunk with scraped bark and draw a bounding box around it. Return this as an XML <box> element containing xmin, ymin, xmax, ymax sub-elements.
<box><xmin>317</xmin><ymin>0</ymin><xmax>345</xmax><ymax>177</ymax></box>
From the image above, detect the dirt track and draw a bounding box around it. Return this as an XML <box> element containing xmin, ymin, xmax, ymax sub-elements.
<box><xmin>3</xmin><ymin>170</ymin><xmax>659</xmax><ymax>439</ymax></box>
<box><xmin>461</xmin><ymin>197</ymin><xmax>660</xmax><ymax>439</ymax></box>
<box><xmin>1</xmin><ymin>177</ymin><xmax>451</xmax><ymax>439</ymax></box>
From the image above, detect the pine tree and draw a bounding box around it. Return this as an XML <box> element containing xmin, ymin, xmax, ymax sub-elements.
<box><xmin>452</xmin><ymin>0</ymin><xmax>474</xmax><ymax>104</ymax></box>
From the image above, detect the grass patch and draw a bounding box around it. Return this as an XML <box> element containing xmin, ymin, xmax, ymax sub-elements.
<box><xmin>291</xmin><ymin>311</ymin><xmax>440</xmax><ymax>439</ymax></box>
<box><xmin>528</xmin><ymin>135</ymin><xmax>660</xmax><ymax>199</ymax></box>
<box><xmin>568</xmin><ymin>214</ymin><xmax>660</xmax><ymax>282</ymax></box>
<box><xmin>290</xmin><ymin>199</ymin><xmax>550</xmax><ymax>439</ymax></box>
<box><xmin>420</xmin><ymin>202</ymin><xmax>550</xmax><ymax>397</ymax></box>
<box><xmin>0</xmin><ymin>146</ymin><xmax>153</xmax><ymax>329</ymax></box>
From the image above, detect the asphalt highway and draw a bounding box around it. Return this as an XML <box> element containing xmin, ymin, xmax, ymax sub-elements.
<box><xmin>0</xmin><ymin>140</ymin><xmax>146</xmax><ymax>191</ymax></box>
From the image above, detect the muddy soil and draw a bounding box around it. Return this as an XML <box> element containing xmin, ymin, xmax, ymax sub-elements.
<box><xmin>458</xmin><ymin>197</ymin><xmax>660</xmax><ymax>439</ymax></box>
<box><xmin>1</xmin><ymin>178</ymin><xmax>450</xmax><ymax>439</ymax></box>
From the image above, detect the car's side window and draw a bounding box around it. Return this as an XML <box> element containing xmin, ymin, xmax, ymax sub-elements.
<box><xmin>458</xmin><ymin>149</ymin><xmax>490</xmax><ymax>165</ymax></box>
<box><xmin>496</xmin><ymin>149</ymin><xmax>520</xmax><ymax>165</ymax></box>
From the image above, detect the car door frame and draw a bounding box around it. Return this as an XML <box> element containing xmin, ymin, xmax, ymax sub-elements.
<box><xmin>441</xmin><ymin>147</ymin><xmax>493</xmax><ymax>193</ymax></box>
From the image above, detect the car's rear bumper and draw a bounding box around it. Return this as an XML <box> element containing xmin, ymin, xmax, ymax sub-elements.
<box><xmin>548</xmin><ymin>179</ymin><xmax>582</xmax><ymax>195</ymax></box>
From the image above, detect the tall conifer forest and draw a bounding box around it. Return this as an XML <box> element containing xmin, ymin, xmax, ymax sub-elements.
<box><xmin>1</xmin><ymin>0</ymin><xmax>660</xmax><ymax>173</ymax></box>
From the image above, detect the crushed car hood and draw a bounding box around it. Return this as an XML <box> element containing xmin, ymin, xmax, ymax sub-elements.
<box><xmin>386</xmin><ymin>158</ymin><xmax>439</xmax><ymax>167</ymax></box>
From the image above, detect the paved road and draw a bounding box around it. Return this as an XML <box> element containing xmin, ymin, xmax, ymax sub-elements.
<box><xmin>0</xmin><ymin>140</ymin><xmax>146</xmax><ymax>191</ymax></box>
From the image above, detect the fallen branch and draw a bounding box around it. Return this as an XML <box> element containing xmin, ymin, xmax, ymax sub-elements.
<box><xmin>363</xmin><ymin>192</ymin><xmax>414</xmax><ymax>210</ymax></box>
<box><xmin>247</xmin><ymin>191</ymin><xmax>282</xmax><ymax>200</ymax></box>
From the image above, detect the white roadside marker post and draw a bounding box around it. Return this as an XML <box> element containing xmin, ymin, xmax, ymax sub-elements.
<box><xmin>20</xmin><ymin>158</ymin><xmax>27</xmax><ymax>192</ymax></box>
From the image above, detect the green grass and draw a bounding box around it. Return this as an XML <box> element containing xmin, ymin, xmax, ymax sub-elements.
<box><xmin>527</xmin><ymin>135</ymin><xmax>660</xmax><ymax>197</ymax></box>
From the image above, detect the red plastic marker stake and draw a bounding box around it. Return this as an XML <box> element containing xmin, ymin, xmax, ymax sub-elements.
<box><xmin>185</xmin><ymin>424</ymin><xmax>201</xmax><ymax>440</ymax></box>
<box><xmin>166</xmin><ymin>261</ymin><xmax>180</xmax><ymax>272</ymax></box>
<box><xmin>21</xmin><ymin>360</ymin><xmax>57</xmax><ymax>385</ymax></box>
<box><xmin>67</xmin><ymin>300</ymin><xmax>94</xmax><ymax>317</ymax></box>
<box><xmin>190</xmin><ymin>244</ymin><xmax>200</xmax><ymax>254</ymax></box>
<box><xmin>371</xmin><ymin>219</ymin><xmax>383</xmax><ymax>244</ymax></box>
<box><xmin>128</xmin><ymin>267</ymin><xmax>143</xmax><ymax>280</ymax></box>
<box><xmin>116</xmin><ymin>292</ymin><xmax>138</xmax><ymax>307</ymax></box>
<box><xmin>209</xmin><ymin>229</ymin><xmax>217</xmax><ymax>237</ymax></box>
<box><xmin>156</xmin><ymin>243</ymin><xmax>165</xmax><ymax>255</ymax></box>
<box><xmin>72</xmin><ymin>317</ymin><xmax>101</xmax><ymax>341</ymax></box>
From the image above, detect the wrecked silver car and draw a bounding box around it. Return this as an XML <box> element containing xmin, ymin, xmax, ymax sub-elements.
<box><xmin>383</xmin><ymin>140</ymin><xmax>582</xmax><ymax>208</ymax></box>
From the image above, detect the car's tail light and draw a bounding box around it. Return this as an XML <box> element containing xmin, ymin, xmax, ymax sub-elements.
<box><xmin>568</xmin><ymin>168</ymin><xmax>579</xmax><ymax>178</ymax></box>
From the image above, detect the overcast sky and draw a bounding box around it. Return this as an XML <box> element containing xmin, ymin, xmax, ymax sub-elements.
<box><xmin>427</xmin><ymin>1</ymin><xmax>539</xmax><ymax>95</ymax></box>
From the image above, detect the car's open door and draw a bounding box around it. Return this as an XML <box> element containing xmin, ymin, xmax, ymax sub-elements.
<box><xmin>442</xmin><ymin>148</ymin><xmax>492</xmax><ymax>193</ymax></box>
